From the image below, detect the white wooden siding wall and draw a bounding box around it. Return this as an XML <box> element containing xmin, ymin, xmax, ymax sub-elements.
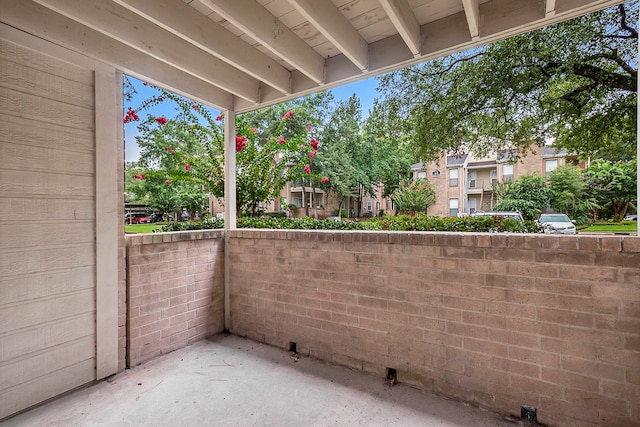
<box><xmin>0</xmin><ymin>36</ymin><xmax>98</xmax><ymax>418</ymax></box>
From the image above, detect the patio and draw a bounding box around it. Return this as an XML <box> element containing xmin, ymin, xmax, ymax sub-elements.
<box><xmin>1</xmin><ymin>1</ymin><xmax>637</xmax><ymax>426</ymax></box>
<box><xmin>3</xmin><ymin>334</ymin><xmax>525</xmax><ymax>427</ymax></box>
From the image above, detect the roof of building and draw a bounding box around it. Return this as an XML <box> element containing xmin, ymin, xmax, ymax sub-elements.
<box><xmin>446</xmin><ymin>154</ymin><xmax>468</xmax><ymax>166</ymax></box>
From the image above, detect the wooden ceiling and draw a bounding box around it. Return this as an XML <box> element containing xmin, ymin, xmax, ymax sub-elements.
<box><xmin>2</xmin><ymin>0</ymin><xmax>626</xmax><ymax>112</ymax></box>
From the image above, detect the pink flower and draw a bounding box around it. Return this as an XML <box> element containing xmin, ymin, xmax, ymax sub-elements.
<box><xmin>134</xmin><ymin>174</ymin><xmax>143</xmax><ymax>179</ymax></box>
<box><xmin>235</xmin><ymin>135</ymin><xmax>248</xmax><ymax>152</ymax></box>
<box><xmin>167</xmin><ymin>146</ymin><xmax>173</xmax><ymax>151</ymax></box>
<box><xmin>307</xmin><ymin>125</ymin><xmax>312</xmax><ymax>131</ymax></box>
<box><xmin>165</xmin><ymin>179</ymin><xmax>171</xmax><ymax>184</ymax></box>
<box><xmin>304</xmin><ymin>164</ymin><xmax>311</xmax><ymax>174</ymax></box>
<box><xmin>141</xmin><ymin>174</ymin><xmax>146</xmax><ymax>179</ymax></box>
<box><xmin>215</xmin><ymin>115</ymin><xmax>223</xmax><ymax>121</ymax></box>
<box><xmin>307</xmin><ymin>150</ymin><xmax>317</xmax><ymax>159</ymax></box>
<box><xmin>310</xmin><ymin>138</ymin><xmax>319</xmax><ymax>150</ymax></box>
<box><xmin>123</xmin><ymin>107</ymin><xmax>139</xmax><ymax>123</ymax></box>
<box><xmin>184</xmin><ymin>164</ymin><xmax>191</xmax><ymax>171</ymax></box>
<box><xmin>192</xmin><ymin>104</ymin><xmax>200</xmax><ymax>110</ymax></box>
<box><xmin>155</xmin><ymin>117</ymin><xmax>168</xmax><ymax>125</ymax></box>
<box><xmin>251</xmin><ymin>127</ymin><xmax>257</xmax><ymax>133</ymax></box>
<box><xmin>321</xmin><ymin>177</ymin><xmax>329</xmax><ymax>184</ymax></box>
<box><xmin>278</xmin><ymin>135</ymin><xmax>286</xmax><ymax>144</ymax></box>
<box><xmin>283</xmin><ymin>110</ymin><xmax>293</xmax><ymax>120</ymax></box>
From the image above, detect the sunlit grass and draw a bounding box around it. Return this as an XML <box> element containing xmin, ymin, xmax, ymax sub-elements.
<box><xmin>580</xmin><ymin>221</ymin><xmax>637</xmax><ymax>233</ymax></box>
<box><xmin>125</xmin><ymin>223</ymin><xmax>165</xmax><ymax>233</ymax></box>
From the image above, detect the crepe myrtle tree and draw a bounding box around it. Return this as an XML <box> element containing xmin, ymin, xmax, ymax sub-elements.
<box><xmin>390</xmin><ymin>178</ymin><xmax>436</xmax><ymax>215</ymax></box>
<box><xmin>125</xmin><ymin>83</ymin><xmax>327</xmax><ymax>217</ymax></box>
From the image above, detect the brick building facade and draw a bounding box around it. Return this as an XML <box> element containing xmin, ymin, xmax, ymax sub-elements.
<box><xmin>413</xmin><ymin>146</ymin><xmax>580</xmax><ymax>217</ymax></box>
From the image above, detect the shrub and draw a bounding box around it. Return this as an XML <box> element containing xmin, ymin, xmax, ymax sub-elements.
<box><xmin>158</xmin><ymin>213</ymin><xmax>539</xmax><ymax>233</ymax></box>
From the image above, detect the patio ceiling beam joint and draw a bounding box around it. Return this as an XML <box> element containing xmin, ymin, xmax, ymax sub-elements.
<box><xmin>288</xmin><ymin>0</ymin><xmax>369</xmax><ymax>71</ymax></box>
<box><xmin>462</xmin><ymin>0</ymin><xmax>481</xmax><ymax>40</ymax></box>
<box><xmin>378</xmin><ymin>0</ymin><xmax>421</xmax><ymax>57</ymax></box>
<box><xmin>201</xmin><ymin>0</ymin><xmax>326</xmax><ymax>85</ymax></box>
<box><xmin>546</xmin><ymin>0</ymin><xmax>557</xmax><ymax>17</ymax></box>
<box><xmin>33</xmin><ymin>0</ymin><xmax>262</xmax><ymax>103</ymax></box>
<box><xmin>114</xmin><ymin>0</ymin><xmax>292</xmax><ymax>94</ymax></box>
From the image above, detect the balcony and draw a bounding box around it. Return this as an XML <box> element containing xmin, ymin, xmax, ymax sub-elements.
<box><xmin>467</xmin><ymin>177</ymin><xmax>499</xmax><ymax>194</ymax></box>
<box><xmin>3</xmin><ymin>230</ymin><xmax>637</xmax><ymax>427</ymax></box>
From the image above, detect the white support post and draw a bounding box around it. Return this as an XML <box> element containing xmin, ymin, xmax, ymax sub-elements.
<box><xmin>223</xmin><ymin>109</ymin><xmax>236</xmax><ymax>331</ymax></box>
<box><xmin>224</xmin><ymin>110</ymin><xmax>237</xmax><ymax>230</ymax></box>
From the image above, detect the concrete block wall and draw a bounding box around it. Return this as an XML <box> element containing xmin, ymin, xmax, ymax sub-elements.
<box><xmin>125</xmin><ymin>231</ymin><xmax>225</xmax><ymax>366</ymax></box>
<box><xmin>227</xmin><ymin>230</ymin><xmax>640</xmax><ymax>427</ymax></box>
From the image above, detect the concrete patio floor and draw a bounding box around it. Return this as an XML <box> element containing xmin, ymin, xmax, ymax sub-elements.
<box><xmin>3</xmin><ymin>334</ymin><xmax>527</xmax><ymax>426</ymax></box>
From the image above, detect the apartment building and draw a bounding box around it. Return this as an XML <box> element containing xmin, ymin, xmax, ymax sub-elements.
<box><xmin>412</xmin><ymin>146</ymin><xmax>579</xmax><ymax>217</ymax></box>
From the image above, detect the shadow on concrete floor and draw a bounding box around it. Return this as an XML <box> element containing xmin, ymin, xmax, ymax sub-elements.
<box><xmin>3</xmin><ymin>334</ymin><xmax>527</xmax><ymax>426</ymax></box>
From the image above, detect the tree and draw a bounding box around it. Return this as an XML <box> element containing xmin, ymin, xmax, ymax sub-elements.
<box><xmin>584</xmin><ymin>158</ymin><xmax>637</xmax><ymax>220</ymax></box>
<box><xmin>126</xmin><ymin>162</ymin><xmax>206</xmax><ymax>218</ymax></box>
<box><xmin>390</xmin><ymin>178</ymin><xmax>435</xmax><ymax>215</ymax></box>
<box><xmin>127</xmin><ymin>84</ymin><xmax>319</xmax><ymax>217</ymax></box>
<box><xmin>317</xmin><ymin>95</ymin><xmax>368</xmax><ymax>215</ymax></box>
<box><xmin>362</xmin><ymin>99</ymin><xmax>414</xmax><ymax>198</ymax></box>
<box><xmin>547</xmin><ymin>165</ymin><xmax>598</xmax><ymax>223</ymax></box>
<box><xmin>493</xmin><ymin>174</ymin><xmax>552</xmax><ymax>220</ymax></box>
<box><xmin>377</xmin><ymin>1</ymin><xmax>638</xmax><ymax>161</ymax></box>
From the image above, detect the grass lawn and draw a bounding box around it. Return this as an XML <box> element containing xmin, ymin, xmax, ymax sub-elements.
<box><xmin>125</xmin><ymin>223</ymin><xmax>165</xmax><ymax>233</ymax></box>
<box><xmin>579</xmin><ymin>221</ymin><xmax>638</xmax><ymax>233</ymax></box>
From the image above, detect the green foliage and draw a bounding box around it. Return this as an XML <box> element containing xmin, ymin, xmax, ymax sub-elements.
<box><xmin>125</xmin><ymin>162</ymin><xmax>206</xmax><ymax>216</ymax></box>
<box><xmin>378</xmin><ymin>2</ymin><xmax>638</xmax><ymax>160</ymax></box>
<box><xmin>390</xmin><ymin>178</ymin><xmax>436</xmax><ymax>215</ymax></box>
<box><xmin>547</xmin><ymin>165</ymin><xmax>598</xmax><ymax>223</ymax></box>
<box><xmin>492</xmin><ymin>174</ymin><xmax>552</xmax><ymax>220</ymax></box>
<box><xmin>316</xmin><ymin>94</ymin><xmax>413</xmax><ymax>215</ymax></box>
<box><xmin>584</xmin><ymin>158</ymin><xmax>637</xmax><ymax>220</ymax></box>
<box><xmin>129</xmin><ymin>86</ymin><xmax>321</xmax><ymax>217</ymax></box>
<box><xmin>159</xmin><ymin>214</ymin><xmax>539</xmax><ymax>233</ymax></box>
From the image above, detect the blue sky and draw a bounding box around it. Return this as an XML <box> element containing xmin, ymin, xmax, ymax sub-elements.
<box><xmin>123</xmin><ymin>76</ymin><xmax>380</xmax><ymax>162</ymax></box>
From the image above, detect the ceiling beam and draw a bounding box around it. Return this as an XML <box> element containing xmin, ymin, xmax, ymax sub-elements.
<box><xmin>461</xmin><ymin>0</ymin><xmax>481</xmax><ymax>40</ymax></box>
<box><xmin>378</xmin><ymin>0</ymin><xmax>421</xmax><ymax>57</ymax></box>
<box><xmin>1</xmin><ymin>0</ymin><xmax>233</xmax><ymax>110</ymax></box>
<box><xmin>32</xmin><ymin>0</ymin><xmax>261</xmax><ymax>103</ymax></box>
<box><xmin>113</xmin><ymin>0</ymin><xmax>291</xmax><ymax>95</ymax></box>
<box><xmin>545</xmin><ymin>0</ymin><xmax>557</xmax><ymax>17</ymax></box>
<box><xmin>288</xmin><ymin>0</ymin><xmax>369</xmax><ymax>71</ymax></box>
<box><xmin>201</xmin><ymin>0</ymin><xmax>325</xmax><ymax>85</ymax></box>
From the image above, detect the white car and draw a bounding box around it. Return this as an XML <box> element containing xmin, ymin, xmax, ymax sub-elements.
<box><xmin>471</xmin><ymin>211</ymin><xmax>524</xmax><ymax>222</ymax></box>
<box><xmin>538</xmin><ymin>213</ymin><xmax>576</xmax><ymax>234</ymax></box>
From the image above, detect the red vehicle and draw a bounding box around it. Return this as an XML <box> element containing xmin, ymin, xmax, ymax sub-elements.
<box><xmin>125</xmin><ymin>213</ymin><xmax>153</xmax><ymax>224</ymax></box>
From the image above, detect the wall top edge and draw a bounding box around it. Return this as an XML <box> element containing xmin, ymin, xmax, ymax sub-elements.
<box><xmin>125</xmin><ymin>229</ymin><xmax>224</xmax><ymax>246</ymax></box>
<box><xmin>226</xmin><ymin>229</ymin><xmax>639</xmax><ymax>253</ymax></box>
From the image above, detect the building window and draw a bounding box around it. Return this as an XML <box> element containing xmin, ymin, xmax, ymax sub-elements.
<box><xmin>449</xmin><ymin>198</ymin><xmax>459</xmax><ymax>216</ymax></box>
<box><xmin>449</xmin><ymin>169</ymin><xmax>458</xmax><ymax>186</ymax></box>
<box><xmin>468</xmin><ymin>171</ymin><xmax>477</xmax><ymax>188</ymax></box>
<box><xmin>469</xmin><ymin>198</ymin><xmax>477</xmax><ymax>214</ymax></box>
<box><xmin>417</xmin><ymin>171</ymin><xmax>426</xmax><ymax>179</ymax></box>
<box><xmin>367</xmin><ymin>201</ymin><xmax>373</xmax><ymax>212</ymax></box>
<box><xmin>503</xmin><ymin>164</ymin><xmax>514</xmax><ymax>182</ymax></box>
<box><xmin>546</xmin><ymin>159</ymin><xmax>558</xmax><ymax>175</ymax></box>
<box><xmin>376</xmin><ymin>202</ymin><xmax>380</xmax><ymax>211</ymax></box>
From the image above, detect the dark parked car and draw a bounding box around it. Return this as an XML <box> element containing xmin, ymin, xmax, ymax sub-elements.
<box><xmin>150</xmin><ymin>213</ymin><xmax>166</xmax><ymax>222</ymax></box>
